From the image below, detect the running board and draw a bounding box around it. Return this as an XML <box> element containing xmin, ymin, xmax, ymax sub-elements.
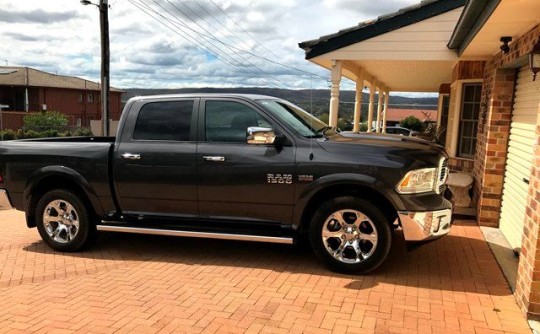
<box><xmin>96</xmin><ymin>225</ymin><xmax>294</xmax><ymax>245</ymax></box>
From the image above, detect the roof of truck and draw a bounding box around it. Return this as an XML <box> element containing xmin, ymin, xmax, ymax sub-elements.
<box><xmin>129</xmin><ymin>93</ymin><xmax>279</xmax><ymax>101</ymax></box>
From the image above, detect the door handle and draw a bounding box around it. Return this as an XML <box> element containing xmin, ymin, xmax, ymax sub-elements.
<box><xmin>523</xmin><ymin>178</ymin><xmax>530</xmax><ymax>185</ymax></box>
<box><xmin>203</xmin><ymin>156</ymin><xmax>225</xmax><ymax>162</ymax></box>
<box><xmin>122</xmin><ymin>153</ymin><xmax>141</xmax><ymax>160</ymax></box>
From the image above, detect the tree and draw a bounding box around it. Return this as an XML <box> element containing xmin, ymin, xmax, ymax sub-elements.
<box><xmin>400</xmin><ymin>116</ymin><xmax>424</xmax><ymax>132</ymax></box>
<box><xmin>23</xmin><ymin>111</ymin><xmax>69</xmax><ymax>132</ymax></box>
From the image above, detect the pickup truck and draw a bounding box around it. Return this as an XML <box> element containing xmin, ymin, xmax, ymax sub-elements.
<box><xmin>0</xmin><ymin>94</ymin><xmax>452</xmax><ymax>274</ymax></box>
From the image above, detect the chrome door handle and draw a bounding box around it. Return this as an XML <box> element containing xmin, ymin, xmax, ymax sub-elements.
<box><xmin>122</xmin><ymin>153</ymin><xmax>141</xmax><ymax>160</ymax></box>
<box><xmin>203</xmin><ymin>156</ymin><xmax>225</xmax><ymax>162</ymax></box>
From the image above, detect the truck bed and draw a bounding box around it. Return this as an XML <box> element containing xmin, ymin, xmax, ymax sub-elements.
<box><xmin>0</xmin><ymin>137</ymin><xmax>116</xmax><ymax>217</ymax></box>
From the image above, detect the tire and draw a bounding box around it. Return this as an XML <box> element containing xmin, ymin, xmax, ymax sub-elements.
<box><xmin>309</xmin><ymin>196</ymin><xmax>392</xmax><ymax>274</ymax></box>
<box><xmin>35</xmin><ymin>189</ymin><xmax>94</xmax><ymax>252</ymax></box>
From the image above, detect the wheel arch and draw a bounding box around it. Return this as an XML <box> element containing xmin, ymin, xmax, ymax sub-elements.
<box><xmin>24</xmin><ymin>166</ymin><xmax>103</xmax><ymax>228</ymax></box>
<box><xmin>294</xmin><ymin>176</ymin><xmax>398</xmax><ymax>237</ymax></box>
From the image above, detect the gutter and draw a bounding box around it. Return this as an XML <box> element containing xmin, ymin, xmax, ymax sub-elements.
<box><xmin>447</xmin><ymin>0</ymin><xmax>502</xmax><ymax>56</ymax></box>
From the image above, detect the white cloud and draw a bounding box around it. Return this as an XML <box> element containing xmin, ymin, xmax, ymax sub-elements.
<box><xmin>0</xmin><ymin>0</ymin><xmax>427</xmax><ymax>93</ymax></box>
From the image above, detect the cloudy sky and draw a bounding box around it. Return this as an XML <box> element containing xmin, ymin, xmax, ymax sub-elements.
<box><xmin>0</xmin><ymin>0</ymin><xmax>421</xmax><ymax>91</ymax></box>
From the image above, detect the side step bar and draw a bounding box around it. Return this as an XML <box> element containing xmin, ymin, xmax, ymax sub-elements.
<box><xmin>96</xmin><ymin>225</ymin><xmax>294</xmax><ymax>245</ymax></box>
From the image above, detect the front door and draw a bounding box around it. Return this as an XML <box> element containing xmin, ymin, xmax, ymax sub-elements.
<box><xmin>113</xmin><ymin>98</ymin><xmax>199</xmax><ymax>216</ymax></box>
<box><xmin>197</xmin><ymin>98</ymin><xmax>295</xmax><ymax>224</ymax></box>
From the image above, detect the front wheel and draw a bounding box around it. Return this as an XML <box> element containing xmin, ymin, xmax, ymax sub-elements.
<box><xmin>35</xmin><ymin>189</ymin><xmax>94</xmax><ymax>252</ymax></box>
<box><xmin>310</xmin><ymin>196</ymin><xmax>392</xmax><ymax>274</ymax></box>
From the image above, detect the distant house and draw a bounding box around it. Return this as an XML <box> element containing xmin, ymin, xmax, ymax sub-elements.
<box><xmin>385</xmin><ymin>108</ymin><xmax>437</xmax><ymax>126</ymax></box>
<box><xmin>0</xmin><ymin>66</ymin><xmax>123</xmax><ymax>129</ymax></box>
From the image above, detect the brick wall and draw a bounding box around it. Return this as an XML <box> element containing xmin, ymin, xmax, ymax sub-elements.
<box><xmin>472</xmin><ymin>23</ymin><xmax>540</xmax><ymax>319</ymax></box>
<box><xmin>473</xmin><ymin>68</ymin><xmax>516</xmax><ymax>227</ymax></box>
<box><xmin>448</xmin><ymin>157</ymin><xmax>474</xmax><ymax>173</ymax></box>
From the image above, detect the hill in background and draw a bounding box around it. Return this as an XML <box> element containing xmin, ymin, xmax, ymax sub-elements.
<box><xmin>123</xmin><ymin>87</ymin><xmax>438</xmax><ymax>122</ymax></box>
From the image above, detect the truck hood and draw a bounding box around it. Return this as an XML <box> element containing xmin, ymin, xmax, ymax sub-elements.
<box><xmin>318</xmin><ymin>132</ymin><xmax>446</xmax><ymax>167</ymax></box>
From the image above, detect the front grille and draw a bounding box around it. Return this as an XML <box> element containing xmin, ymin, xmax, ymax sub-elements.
<box><xmin>436</xmin><ymin>157</ymin><xmax>449</xmax><ymax>194</ymax></box>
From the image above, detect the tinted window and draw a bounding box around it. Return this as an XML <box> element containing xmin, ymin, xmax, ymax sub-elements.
<box><xmin>133</xmin><ymin>101</ymin><xmax>194</xmax><ymax>141</ymax></box>
<box><xmin>205</xmin><ymin>101</ymin><xmax>271</xmax><ymax>142</ymax></box>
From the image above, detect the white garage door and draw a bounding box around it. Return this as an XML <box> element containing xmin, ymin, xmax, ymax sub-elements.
<box><xmin>499</xmin><ymin>67</ymin><xmax>540</xmax><ymax>250</ymax></box>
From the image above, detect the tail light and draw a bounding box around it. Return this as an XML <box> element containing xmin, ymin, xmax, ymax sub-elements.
<box><xmin>0</xmin><ymin>174</ymin><xmax>3</xmax><ymax>183</ymax></box>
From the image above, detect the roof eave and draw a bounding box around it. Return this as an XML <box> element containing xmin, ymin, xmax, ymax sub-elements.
<box><xmin>298</xmin><ymin>0</ymin><xmax>466</xmax><ymax>60</ymax></box>
<box><xmin>447</xmin><ymin>0</ymin><xmax>501</xmax><ymax>56</ymax></box>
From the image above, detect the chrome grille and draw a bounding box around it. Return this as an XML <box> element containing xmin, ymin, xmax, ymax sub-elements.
<box><xmin>436</xmin><ymin>157</ymin><xmax>449</xmax><ymax>194</ymax></box>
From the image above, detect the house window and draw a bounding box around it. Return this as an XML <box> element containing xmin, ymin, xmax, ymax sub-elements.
<box><xmin>78</xmin><ymin>93</ymin><xmax>83</xmax><ymax>103</ymax></box>
<box><xmin>457</xmin><ymin>83</ymin><xmax>482</xmax><ymax>158</ymax></box>
<box><xmin>76</xmin><ymin>118</ymin><xmax>82</xmax><ymax>127</ymax></box>
<box><xmin>439</xmin><ymin>95</ymin><xmax>450</xmax><ymax>146</ymax></box>
<box><xmin>88</xmin><ymin>93</ymin><xmax>94</xmax><ymax>103</ymax></box>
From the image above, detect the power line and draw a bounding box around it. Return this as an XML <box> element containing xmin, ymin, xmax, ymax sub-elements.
<box><xmin>205</xmin><ymin>0</ymin><xmax>283</xmax><ymax>61</ymax></box>
<box><xmin>161</xmin><ymin>0</ymin><xmax>287</xmax><ymax>88</ymax></box>
<box><xmin>129</xmin><ymin>0</ymin><xmax>271</xmax><ymax>87</ymax></box>
<box><xmin>135</xmin><ymin>0</ymin><xmax>328</xmax><ymax>83</ymax></box>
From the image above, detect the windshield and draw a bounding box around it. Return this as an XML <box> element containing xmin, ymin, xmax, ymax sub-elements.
<box><xmin>256</xmin><ymin>99</ymin><xmax>336</xmax><ymax>138</ymax></box>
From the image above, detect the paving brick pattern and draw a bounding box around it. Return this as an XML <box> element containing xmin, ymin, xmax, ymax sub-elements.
<box><xmin>0</xmin><ymin>210</ymin><xmax>531</xmax><ymax>333</ymax></box>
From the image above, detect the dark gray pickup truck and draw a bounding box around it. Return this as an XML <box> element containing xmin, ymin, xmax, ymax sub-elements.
<box><xmin>0</xmin><ymin>94</ymin><xmax>452</xmax><ymax>273</ymax></box>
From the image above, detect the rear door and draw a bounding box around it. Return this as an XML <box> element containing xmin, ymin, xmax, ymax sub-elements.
<box><xmin>197</xmin><ymin>98</ymin><xmax>296</xmax><ymax>224</ymax></box>
<box><xmin>113</xmin><ymin>98</ymin><xmax>199</xmax><ymax>216</ymax></box>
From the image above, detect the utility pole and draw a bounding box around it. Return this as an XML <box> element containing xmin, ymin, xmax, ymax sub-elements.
<box><xmin>100</xmin><ymin>0</ymin><xmax>110</xmax><ymax>137</ymax></box>
<box><xmin>81</xmin><ymin>0</ymin><xmax>110</xmax><ymax>136</ymax></box>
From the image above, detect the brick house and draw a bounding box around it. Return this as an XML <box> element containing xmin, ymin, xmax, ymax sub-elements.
<box><xmin>385</xmin><ymin>108</ymin><xmax>437</xmax><ymax>127</ymax></box>
<box><xmin>299</xmin><ymin>0</ymin><xmax>540</xmax><ymax>320</ymax></box>
<box><xmin>0</xmin><ymin>66</ymin><xmax>123</xmax><ymax>129</ymax></box>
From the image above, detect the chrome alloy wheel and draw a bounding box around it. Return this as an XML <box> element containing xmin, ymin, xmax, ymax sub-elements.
<box><xmin>321</xmin><ymin>209</ymin><xmax>378</xmax><ymax>264</ymax></box>
<box><xmin>42</xmin><ymin>200</ymin><xmax>80</xmax><ymax>244</ymax></box>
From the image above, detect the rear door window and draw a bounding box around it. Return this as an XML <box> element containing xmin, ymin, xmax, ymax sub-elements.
<box><xmin>133</xmin><ymin>100</ymin><xmax>195</xmax><ymax>141</ymax></box>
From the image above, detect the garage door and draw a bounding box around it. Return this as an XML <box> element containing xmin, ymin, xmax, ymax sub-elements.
<box><xmin>499</xmin><ymin>67</ymin><xmax>540</xmax><ymax>250</ymax></box>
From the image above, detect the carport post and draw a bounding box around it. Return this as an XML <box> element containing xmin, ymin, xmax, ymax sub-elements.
<box><xmin>382</xmin><ymin>90</ymin><xmax>390</xmax><ymax>133</ymax></box>
<box><xmin>329</xmin><ymin>60</ymin><xmax>342</xmax><ymax>128</ymax></box>
<box><xmin>376</xmin><ymin>86</ymin><xmax>384</xmax><ymax>133</ymax></box>
<box><xmin>353</xmin><ymin>69</ymin><xmax>364</xmax><ymax>133</ymax></box>
<box><xmin>367</xmin><ymin>79</ymin><xmax>377</xmax><ymax>132</ymax></box>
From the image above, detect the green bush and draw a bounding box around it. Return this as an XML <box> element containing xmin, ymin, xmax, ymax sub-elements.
<box><xmin>74</xmin><ymin>128</ymin><xmax>92</xmax><ymax>137</ymax></box>
<box><xmin>0</xmin><ymin>130</ymin><xmax>17</xmax><ymax>140</ymax></box>
<box><xmin>40</xmin><ymin>129</ymin><xmax>59</xmax><ymax>138</ymax></box>
<box><xmin>400</xmin><ymin>116</ymin><xmax>424</xmax><ymax>132</ymax></box>
<box><xmin>59</xmin><ymin>131</ymin><xmax>73</xmax><ymax>137</ymax></box>
<box><xmin>24</xmin><ymin>130</ymin><xmax>41</xmax><ymax>139</ymax></box>
<box><xmin>359</xmin><ymin>122</ymin><xmax>368</xmax><ymax>132</ymax></box>
<box><xmin>23</xmin><ymin>111</ymin><xmax>69</xmax><ymax>132</ymax></box>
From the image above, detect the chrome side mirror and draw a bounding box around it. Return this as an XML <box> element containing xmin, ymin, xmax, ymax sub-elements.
<box><xmin>247</xmin><ymin>127</ymin><xmax>276</xmax><ymax>145</ymax></box>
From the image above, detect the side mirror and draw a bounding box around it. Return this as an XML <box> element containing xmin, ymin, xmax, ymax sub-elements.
<box><xmin>247</xmin><ymin>127</ymin><xmax>276</xmax><ymax>145</ymax></box>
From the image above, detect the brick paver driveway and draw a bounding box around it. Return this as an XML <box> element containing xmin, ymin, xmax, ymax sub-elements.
<box><xmin>0</xmin><ymin>210</ymin><xmax>531</xmax><ymax>334</ymax></box>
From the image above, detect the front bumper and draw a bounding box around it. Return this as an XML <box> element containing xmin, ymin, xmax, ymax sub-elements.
<box><xmin>398</xmin><ymin>209</ymin><xmax>452</xmax><ymax>242</ymax></box>
<box><xmin>0</xmin><ymin>189</ymin><xmax>13</xmax><ymax>210</ymax></box>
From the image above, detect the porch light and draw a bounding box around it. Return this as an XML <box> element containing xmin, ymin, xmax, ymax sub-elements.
<box><xmin>500</xmin><ymin>36</ymin><xmax>512</xmax><ymax>54</ymax></box>
<box><xmin>529</xmin><ymin>42</ymin><xmax>540</xmax><ymax>81</ymax></box>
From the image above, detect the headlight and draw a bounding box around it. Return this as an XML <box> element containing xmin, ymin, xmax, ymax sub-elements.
<box><xmin>396</xmin><ymin>168</ymin><xmax>437</xmax><ymax>194</ymax></box>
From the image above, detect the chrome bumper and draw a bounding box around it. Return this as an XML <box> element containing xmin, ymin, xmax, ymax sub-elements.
<box><xmin>398</xmin><ymin>209</ymin><xmax>452</xmax><ymax>242</ymax></box>
<box><xmin>0</xmin><ymin>189</ymin><xmax>13</xmax><ymax>210</ymax></box>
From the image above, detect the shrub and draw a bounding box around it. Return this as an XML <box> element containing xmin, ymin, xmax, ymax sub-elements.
<box><xmin>74</xmin><ymin>128</ymin><xmax>93</xmax><ymax>137</ymax></box>
<box><xmin>359</xmin><ymin>122</ymin><xmax>368</xmax><ymax>132</ymax></box>
<box><xmin>0</xmin><ymin>130</ymin><xmax>17</xmax><ymax>141</ymax></box>
<box><xmin>40</xmin><ymin>129</ymin><xmax>59</xmax><ymax>138</ymax></box>
<box><xmin>23</xmin><ymin>111</ymin><xmax>69</xmax><ymax>132</ymax></box>
<box><xmin>24</xmin><ymin>130</ymin><xmax>41</xmax><ymax>139</ymax></box>
<box><xmin>400</xmin><ymin>116</ymin><xmax>424</xmax><ymax>132</ymax></box>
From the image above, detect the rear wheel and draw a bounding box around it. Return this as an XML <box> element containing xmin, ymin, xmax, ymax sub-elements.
<box><xmin>36</xmin><ymin>189</ymin><xmax>94</xmax><ymax>252</ymax></box>
<box><xmin>310</xmin><ymin>196</ymin><xmax>392</xmax><ymax>274</ymax></box>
